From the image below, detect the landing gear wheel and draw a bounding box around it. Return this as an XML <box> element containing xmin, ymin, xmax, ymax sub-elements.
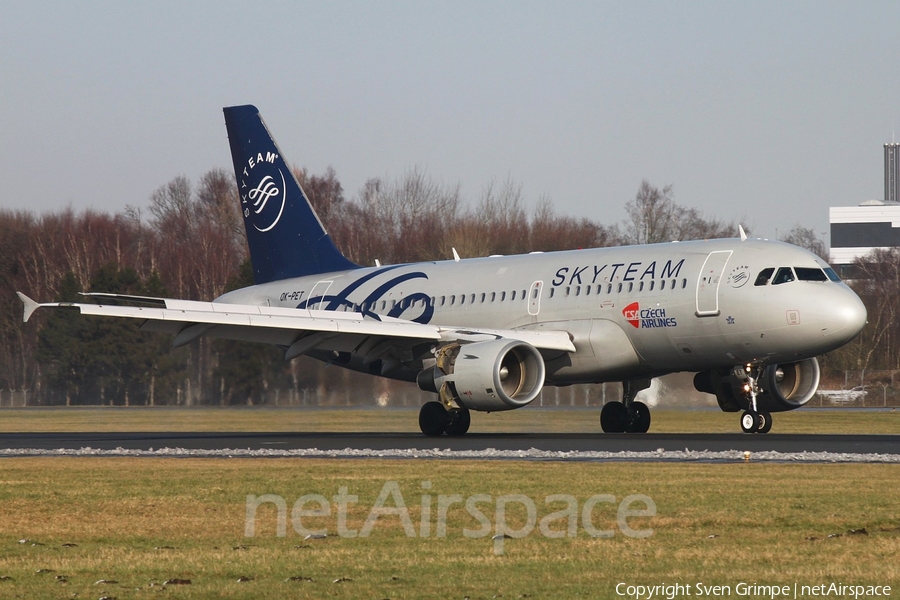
<box><xmin>600</xmin><ymin>401</ymin><xmax>628</xmax><ymax>433</ymax></box>
<box><xmin>444</xmin><ymin>407</ymin><xmax>471</xmax><ymax>436</ymax></box>
<box><xmin>757</xmin><ymin>411</ymin><xmax>772</xmax><ymax>434</ymax></box>
<box><xmin>741</xmin><ymin>410</ymin><xmax>760</xmax><ymax>433</ymax></box>
<box><xmin>626</xmin><ymin>401</ymin><xmax>651</xmax><ymax>433</ymax></box>
<box><xmin>419</xmin><ymin>401</ymin><xmax>448</xmax><ymax>436</ymax></box>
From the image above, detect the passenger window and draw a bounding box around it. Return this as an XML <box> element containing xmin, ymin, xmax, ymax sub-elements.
<box><xmin>772</xmin><ymin>267</ymin><xmax>795</xmax><ymax>285</ymax></box>
<box><xmin>575</xmin><ymin>286</ymin><xmax>581</xmax><ymax>296</ymax></box>
<box><xmin>549</xmin><ymin>288</ymin><xmax>555</xmax><ymax>298</ymax></box>
<box><xmin>565</xmin><ymin>287</ymin><xmax>571</xmax><ymax>297</ymax></box>
<box><xmin>481</xmin><ymin>293</ymin><xmax>486</xmax><ymax>303</ymax></box>
<box><xmin>470</xmin><ymin>293</ymin><xmax>476</xmax><ymax>304</ymax></box>
<box><xmin>491</xmin><ymin>292</ymin><xmax>496</xmax><ymax>302</ymax></box>
<box><xmin>660</xmin><ymin>280</ymin><xmax>666</xmax><ymax>291</ymax></box>
<box><xmin>617</xmin><ymin>283</ymin><xmax>623</xmax><ymax>293</ymax></box>
<box><xmin>450</xmin><ymin>296</ymin><xmax>456</xmax><ymax>305</ymax></box>
<box><xmin>460</xmin><ymin>295</ymin><xmax>466</xmax><ymax>305</ymax></box>
<box><xmin>754</xmin><ymin>268</ymin><xmax>775</xmax><ymax>286</ymax></box>
<box><xmin>627</xmin><ymin>282</ymin><xmax>634</xmax><ymax>292</ymax></box>
<box><xmin>795</xmin><ymin>267</ymin><xmax>827</xmax><ymax>282</ymax></box>
<box><xmin>501</xmin><ymin>291</ymin><xmax>506</xmax><ymax>301</ymax></box>
<box><xmin>682</xmin><ymin>278</ymin><xmax>687</xmax><ymax>289</ymax></box>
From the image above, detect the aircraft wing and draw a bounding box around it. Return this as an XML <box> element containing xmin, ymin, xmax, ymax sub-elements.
<box><xmin>16</xmin><ymin>293</ymin><xmax>576</xmax><ymax>359</ymax></box>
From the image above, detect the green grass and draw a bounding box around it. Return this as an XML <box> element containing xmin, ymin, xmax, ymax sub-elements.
<box><xmin>0</xmin><ymin>459</ymin><xmax>897</xmax><ymax>599</ymax></box>
<box><xmin>1</xmin><ymin>405</ymin><xmax>899</xmax><ymax>434</ymax></box>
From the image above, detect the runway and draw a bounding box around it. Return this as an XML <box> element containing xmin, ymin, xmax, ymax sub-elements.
<box><xmin>2</xmin><ymin>431</ymin><xmax>899</xmax><ymax>462</ymax></box>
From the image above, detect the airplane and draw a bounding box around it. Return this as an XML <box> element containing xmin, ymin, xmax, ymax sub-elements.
<box><xmin>18</xmin><ymin>105</ymin><xmax>867</xmax><ymax>436</ymax></box>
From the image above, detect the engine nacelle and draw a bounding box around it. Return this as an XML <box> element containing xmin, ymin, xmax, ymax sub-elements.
<box><xmin>418</xmin><ymin>339</ymin><xmax>546</xmax><ymax>411</ymax></box>
<box><xmin>694</xmin><ymin>357</ymin><xmax>821</xmax><ymax>413</ymax></box>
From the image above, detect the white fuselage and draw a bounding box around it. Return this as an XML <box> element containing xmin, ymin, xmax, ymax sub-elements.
<box><xmin>216</xmin><ymin>237</ymin><xmax>867</xmax><ymax>386</ymax></box>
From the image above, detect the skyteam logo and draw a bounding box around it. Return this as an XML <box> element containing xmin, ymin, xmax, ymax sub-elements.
<box><xmin>623</xmin><ymin>302</ymin><xmax>677</xmax><ymax>329</ymax></box>
<box><xmin>239</xmin><ymin>152</ymin><xmax>286</xmax><ymax>233</ymax></box>
<box><xmin>726</xmin><ymin>264</ymin><xmax>751</xmax><ymax>288</ymax></box>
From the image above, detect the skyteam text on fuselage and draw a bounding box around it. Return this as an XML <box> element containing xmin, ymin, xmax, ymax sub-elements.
<box><xmin>18</xmin><ymin>105</ymin><xmax>867</xmax><ymax>435</ymax></box>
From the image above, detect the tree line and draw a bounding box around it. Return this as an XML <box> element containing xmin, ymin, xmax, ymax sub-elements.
<box><xmin>0</xmin><ymin>165</ymin><xmax>878</xmax><ymax>406</ymax></box>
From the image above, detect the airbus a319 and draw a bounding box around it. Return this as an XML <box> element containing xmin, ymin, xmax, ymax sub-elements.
<box><xmin>19</xmin><ymin>105</ymin><xmax>867</xmax><ymax>435</ymax></box>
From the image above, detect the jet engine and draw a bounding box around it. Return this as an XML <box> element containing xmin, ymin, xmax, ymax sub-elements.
<box><xmin>417</xmin><ymin>339</ymin><xmax>545</xmax><ymax>411</ymax></box>
<box><xmin>694</xmin><ymin>357</ymin><xmax>821</xmax><ymax>413</ymax></box>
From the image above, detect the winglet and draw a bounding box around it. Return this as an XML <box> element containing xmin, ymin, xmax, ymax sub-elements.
<box><xmin>739</xmin><ymin>225</ymin><xmax>748</xmax><ymax>241</ymax></box>
<box><xmin>17</xmin><ymin>292</ymin><xmax>40</xmax><ymax>323</ymax></box>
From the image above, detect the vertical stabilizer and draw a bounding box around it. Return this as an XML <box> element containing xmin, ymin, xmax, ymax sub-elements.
<box><xmin>223</xmin><ymin>105</ymin><xmax>359</xmax><ymax>283</ymax></box>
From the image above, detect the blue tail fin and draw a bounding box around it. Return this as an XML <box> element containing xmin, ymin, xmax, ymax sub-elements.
<box><xmin>223</xmin><ymin>105</ymin><xmax>360</xmax><ymax>284</ymax></box>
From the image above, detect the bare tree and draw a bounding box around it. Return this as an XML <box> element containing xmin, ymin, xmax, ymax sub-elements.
<box><xmin>780</xmin><ymin>225</ymin><xmax>828</xmax><ymax>261</ymax></box>
<box><xmin>617</xmin><ymin>180</ymin><xmax>733</xmax><ymax>245</ymax></box>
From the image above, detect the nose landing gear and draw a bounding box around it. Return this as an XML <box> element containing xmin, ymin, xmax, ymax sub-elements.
<box><xmin>737</xmin><ymin>365</ymin><xmax>772</xmax><ymax>434</ymax></box>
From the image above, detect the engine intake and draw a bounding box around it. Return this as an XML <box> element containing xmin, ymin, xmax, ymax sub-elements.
<box><xmin>418</xmin><ymin>339</ymin><xmax>545</xmax><ymax>411</ymax></box>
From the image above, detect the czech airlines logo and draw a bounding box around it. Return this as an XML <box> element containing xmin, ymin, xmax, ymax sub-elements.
<box><xmin>623</xmin><ymin>302</ymin><xmax>677</xmax><ymax>329</ymax></box>
<box><xmin>240</xmin><ymin>152</ymin><xmax>286</xmax><ymax>233</ymax></box>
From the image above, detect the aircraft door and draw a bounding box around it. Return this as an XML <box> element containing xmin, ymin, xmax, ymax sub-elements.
<box><xmin>695</xmin><ymin>251</ymin><xmax>732</xmax><ymax>317</ymax></box>
<box><xmin>528</xmin><ymin>281</ymin><xmax>543</xmax><ymax>316</ymax></box>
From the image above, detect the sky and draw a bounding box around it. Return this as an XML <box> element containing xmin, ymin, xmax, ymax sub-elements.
<box><xmin>2</xmin><ymin>1</ymin><xmax>898</xmax><ymax>243</ymax></box>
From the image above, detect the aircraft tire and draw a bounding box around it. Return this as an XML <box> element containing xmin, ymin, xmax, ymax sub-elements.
<box><xmin>445</xmin><ymin>407</ymin><xmax>471</xmax><ymax>436</ymax></box>
<box><xmin>626</xmin><ymin>401</ymin><xmax>651</xmax><ymax>433</ymax></box>
<box><xmin>600</xmin><ymin>401</ymin><xmax>628</xmax><ymax>433</ymax></box>
<box><xmin>419</xmin><ymin>401</ymin><xmax>448</xmax><ymax>436</ymax></box>
<box><xmin>757</xmin><ymin>411</ymin><xmax>772</xmax><ymax>434</ymax></box>
<box><xmin>740</xmin><ymin>410</ymin><xmax>760</xmax><ymax>433</ymax></box>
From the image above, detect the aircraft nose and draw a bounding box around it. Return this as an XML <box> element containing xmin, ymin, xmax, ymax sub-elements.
<box><xmin>824</xmin><ymin>287</ymin><xmax>867</xmax><ymax>341</ymax></box>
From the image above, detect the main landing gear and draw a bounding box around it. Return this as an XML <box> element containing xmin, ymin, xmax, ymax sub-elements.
<box><xmin>737</xmin><ymin>365</ymin><xmax>772</xmax><ymax>434</ymax></box>
<box><xmin>418</xmin><ymin>401</ymin><xmax>471</xmax><ymax>437</ymax></box>
<box><xmin>600</xmin><ymin>379</ymin><xmax>652</xmax><ymax>433</ymax></box>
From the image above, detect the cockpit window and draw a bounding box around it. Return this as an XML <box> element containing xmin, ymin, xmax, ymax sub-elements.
<box><xmin>754</xmin><ymin>268</ymin><xmax>775</xmax><ymax>286</ymax></box>
<box><xmin>795</xmin><ymin>267</ymin><xmax>828</xmax><ymax>282</ymax></box>
<box><xmin>772</xmin><ymin>267</ymin><xmax>795</xmax><ymax>285</ymax></box>
<box><xmin>823</xmin><ymin>267</ymin><xmax>841</xmax><ymax>282</ymax></box>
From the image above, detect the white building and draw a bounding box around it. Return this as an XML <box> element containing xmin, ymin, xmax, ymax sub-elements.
<box><xmin>829</xmin><ymin>144</ymin><xmax>900</xmax><ymax>266</ymax></box>
<box><xmin>829</xmin><ymin>200</ymin><xmax>900</xmax><ymax>265</ymax></box>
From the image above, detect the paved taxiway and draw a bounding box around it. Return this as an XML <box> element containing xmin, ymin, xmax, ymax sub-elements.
<box><xmin>1</xmin><ymin>432</ymin><xmax>898</xmax><ymax>455</ymax></box>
